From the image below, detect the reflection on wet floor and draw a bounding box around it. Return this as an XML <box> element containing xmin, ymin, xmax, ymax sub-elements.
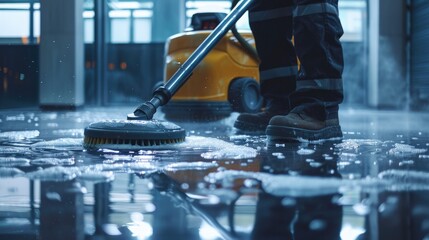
<box><xmin>0</xmin><ymin>107</ymin><xmax>429</xmax><ymax>240</ymax></box>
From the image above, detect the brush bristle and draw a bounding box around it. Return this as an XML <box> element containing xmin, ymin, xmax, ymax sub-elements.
<box><xmin>83</xmin><ymin>136</ymin><xmax>186</xmax><ymax>149</ymax></box>
<box><xmin>83</xmin><ymin>119</ymin><xmax>186</xmax><ymax>150</ymax></box>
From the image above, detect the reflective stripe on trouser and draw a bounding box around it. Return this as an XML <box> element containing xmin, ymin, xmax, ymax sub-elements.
<box><xmin>296</xmin><ymin>78</ymin><xmax>343</xmax><ymax>91</ymax></box>
<box><xmin>249</xmin><ymin>0</ymin><xmax>297</xmax><ymax>109</ymax></box>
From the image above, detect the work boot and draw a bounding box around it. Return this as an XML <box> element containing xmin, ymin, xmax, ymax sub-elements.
<box><xmin>266</xmin><ymin>112</ymin><xmax>342</xmax><ymax>142</ymax></box>
<box><xmin>234</xmin><ymin>109</ymin><xmax>288</xmax><ymax>132</ymax></box>
<box><xmin>234</xmin><ymin>99</ymin><xmax>290</xmax><ymax>132</ymax></box>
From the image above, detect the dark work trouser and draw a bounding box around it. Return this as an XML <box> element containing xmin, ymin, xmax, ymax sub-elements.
<box><xmin>249</xmin><ymin>0</ymin><xmax>344</xmax><ymax>120</ymax></box>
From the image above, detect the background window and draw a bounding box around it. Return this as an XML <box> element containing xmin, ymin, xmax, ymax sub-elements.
<box><xmin>0</xmin><ymin>0</ymin><xmax>366</xmax><ymax>45</ymax></box>
<box><xmin>185</xmin><ymin>0</ymin><xmax>250</xmax><ymax>30</ymax></box>
<box><xmin>339</xmin><ymin>0</ymin><xmax>366</xmax><ymax>42</ymax></box>
<box><xmin>0</xmin><ymin>3</ymin><xmax>31</xmax><ymax>44</ymax></box>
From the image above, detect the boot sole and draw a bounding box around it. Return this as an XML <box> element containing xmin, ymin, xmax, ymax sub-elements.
<box><xmin>234</xmin><ymin>120</ymin><xmax>267</xmax><ymax>133</ymax></box>
<box><xmin>266</xmin><ymin>125</ymin><xmax>343</xmax><ymax>142</ymax></box>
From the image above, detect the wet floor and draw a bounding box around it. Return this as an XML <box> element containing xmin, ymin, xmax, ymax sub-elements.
<box><xmin>1</xmin><ymin>107</ymin><xmax>429</xmax><ymax>240</ymax></box>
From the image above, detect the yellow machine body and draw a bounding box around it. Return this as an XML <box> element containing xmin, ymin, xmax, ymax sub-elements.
<box><xmin>164</xmin><ymin>31</ymin><xmax>259</xmax><ymax>101</ymax></box>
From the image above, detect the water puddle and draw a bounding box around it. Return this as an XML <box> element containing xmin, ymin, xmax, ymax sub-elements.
<box><xmin>1</xmin><ymin>109</ymin><xmax>429</xmax><ymax>240</ymax></box>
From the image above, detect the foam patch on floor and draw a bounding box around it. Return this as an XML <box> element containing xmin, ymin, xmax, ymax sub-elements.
<box><xmin>183</xmin><ymin>136</ymin><xmax>257</xmax><ymax>160</ymax></box>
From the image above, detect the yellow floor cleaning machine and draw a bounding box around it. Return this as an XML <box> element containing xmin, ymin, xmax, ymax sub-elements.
<box><xmin>160</xmin><ymin>8</ymin><xmax>262</xmax><ymax>119</ymax></box>
<box><xmin>84</xmin><ymin>0</ymin><xmax>256</xmax><ymax>150</ymax></box>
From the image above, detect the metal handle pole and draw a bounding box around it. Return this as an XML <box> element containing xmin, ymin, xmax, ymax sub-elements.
<box><xmin>129</xmin><ymin>0</ymin><xmax>255</xmax><ymax>120</ymax></box>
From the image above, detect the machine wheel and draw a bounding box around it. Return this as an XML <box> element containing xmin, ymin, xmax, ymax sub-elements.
<box><xmin>228</xmin><ymin>78</ymin><xmax>263</xmax><ymax>113</ymax></box>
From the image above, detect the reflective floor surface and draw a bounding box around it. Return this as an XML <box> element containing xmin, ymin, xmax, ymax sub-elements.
<box><xmin>1</xmin><ymin>107</ymin><xmax>429</xmax><ymax>240</ymax></box>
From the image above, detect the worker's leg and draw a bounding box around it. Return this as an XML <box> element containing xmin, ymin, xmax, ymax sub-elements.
<box><xmin>266</xmin><ymin>0</ymin><xmax>344</xmax><ymax>141</ymax></box>
<box><xmin>234</xmin><ymin>0</ymin><xmax>297</xmax><ymax>132</ymax></box>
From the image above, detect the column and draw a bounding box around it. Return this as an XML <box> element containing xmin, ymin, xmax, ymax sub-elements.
<box><xmin>39</xmin><ymin>0</ymin><xmax>84</xmax><ymax>108</ymax></box>
<box><xmin>151</xmin><ymin>0</ymin><xmax>186</xmax><ymax>42</ymax></box>
<box><xmin>368</xmin><ymin>0</ymin><xmax>407</xmax><ymax>108</ymax></box>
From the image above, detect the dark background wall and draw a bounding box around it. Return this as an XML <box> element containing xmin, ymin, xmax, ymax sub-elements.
<box><xmin>0</xmin><ymin>45</ymin><xmax>39</xmax><ymax>108</ymax></box>
<box><xmin>410</xmin><ymin>0</ymin><xmax>429</xmax><ymax>111</ymax></box>
<box><xmin>84</xmin><ymin>43</ymin><xmax>165</xmax><ymax>106</ymax></box>
<box><xmin>0</xmin><ymin>42</ymin><xmax>364</xmax><ymax>109</ymax></box>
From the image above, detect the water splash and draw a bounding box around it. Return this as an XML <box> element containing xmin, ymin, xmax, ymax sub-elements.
<box><xmin>207</xmin><ymin>170</ymin><xmax>357</xmax><ymax>197</ymax></box>
<box><xmin>352</xmin><ymin>202</ymin><xmax>371</xmax><ymax>215</ymax></box>
<box><xmin>229</xmin><ymin>135</ymin><xmax>251</xmax><ymax>141</ymax></box>
<box><xmin>200</xmin><ymin>146</ymin><xmax>257</xmax><ymax>159</ymax></box>
<box><xmin>5</xmin><ymin>114</ymin><xmax>26</xmax><ymax>121</ymax></box>
<box><xmin>297</xmin><ymin>148</ymin><xmax>315</xmax><ymax>155</ymax></box>
<box><xmin>198</xmin><ymin>189</ymin><xmax>239</xmax><ymax>204</ymax></box>
<box><xmin>378</xmin><ymin>169</ymin><xmax>429</xmax><ymax>186</ymax></box>
<box><xmin>98</xmin><ymin>163</ymin><xmax>128</xmax><ymax>171</ymax></box>
<box><xmin>387</xmin><ymin>143</ymin><xmax>427</xmax><ymax>157</ymax></box>
<box><xmin>164</xmin><ymin>161</ymin><xmax>219</xmax><ymax>171</ymax></box>
<box><xmin>39</xmin><ymin>112</ymin><xmax>58</xmax><ymax>120</ymax></box>
<box><xmin>38</xmin><ymin>151</ymin><xmax>74</xmax><ymax>158</ymax></box>
<box><xmin>103</xmin><ymin>154</ymin><xmax>135</xmax><ymax>162</ymax></box>
<box><xmin>0</xmin><ymin>146</ymin><xmax>35</xmax><ymax>155</ymax></box>
<box><xmin>79</xmin><ymin>170</ymin><xmax>115</xmax><ymax>183</ymax></box>
<box><xmin>26</xmin><ymin>166</ymin><xmax>81</xmax><ymax>182</ymax></box>
<box><xmin>99</xmin><ymin>162</ymin><xmax>158</xmax><ymax>173</ymax></box>
<box><xmin>0</xmin><ymin>167</ymin><xmax>25</xmax><ymax>178</ymax></box>
<box><xmin>272</xmin><ymin>152</ymin><xmax>285</xmax><ymax>159</ymax></box>
<box><xmin>297</xmin><ymin>137</ymin><xmax>342</xmax><ymax>144</ymax></box>
<box><xmin>30</xmin><ymin>138</ymin><xmax>83</xmax><ymax>151</ymax></box>
<box><xmin>340</xmin><ymin>152</ymin><xmax>359</xmax><ymax>159</ymax></box>
<box><xmin>31</xmin><ymin>157</ymin><xmax>75</xmax><ymax>166</ymax></box>
<box><xmin>52</xmin><ymin>129</ymin><xmax>84</xmax><ymax>137</ymax></box>
<box><xmin>87</xmin><ymin>136</ymin><xmax>257</xmax><ymax>160</ymax></box>
<box><xmin>0</xmin><ymin>157</ymin><xmax>30</xmax><ymax>167</ymax></box>
<box><xmin>127</xmin><ymin>162</ymin><xmax>159</xmax><ymax>172</ymax></box>
<box><xmin>0</xmin><ymin>130</ymin><xmax>40</xmax><ymax>140</ymax></box>
<box><xmin>336</xmin><ymin>139</ymin><xmax>383</xmax><ymax>152</ymax></box>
